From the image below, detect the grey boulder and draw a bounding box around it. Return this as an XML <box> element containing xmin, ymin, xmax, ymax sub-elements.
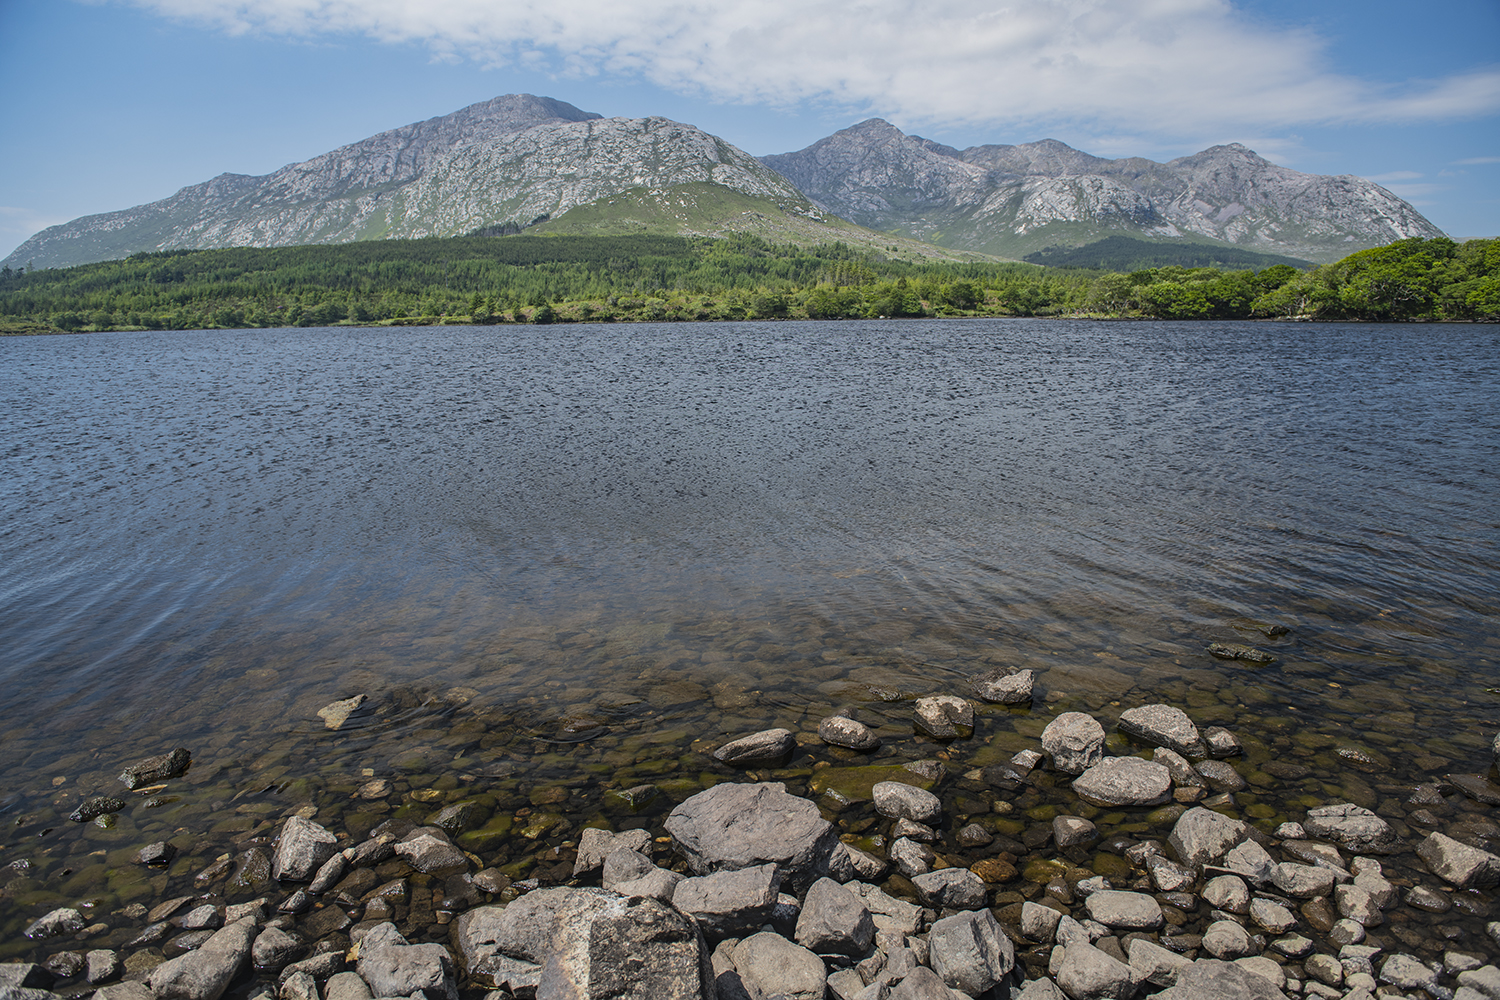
<box><xmin>536</xmin><ymin>892</ymin><xmax>713</xmax><ymax>1000</ymax></box>
<box><xmin>573</xmin><ymin>827</ymin><xmax>653</xmax><ymax>876</ymax></box>
<box><xmin>148</xmin><ymin>916</ymin><xmax>257</xmax><ymax>1000</ymax></box>
<box><xmin>1055</xmin><ymin>941</ymin><xmax>1137</xmax><ymax>1000</ymax></box>
<box><xmin>792</xmin><ymin>878</ymin><xmax>873</xmax><ymax>958</ymax></box>
<box><xmin>872</xmin><ymin>781</ymin><xmax>942</xmax><ymax>825</ymax></box>
<box><xmin>271</xmin><ymin>816</ymin><xmax>338</xmax><ymax>882</ymax></box>
<box><xmin>665</xmin><ymin>782</ymin><xmax>845</xmax><ymax>891</ymax></box>
<box><xmin>395</xmin><ymin>827</ymin><xmax>469</xmax><ymax>876</ymax></box>
<box><xmin>1071</xmin><ymin>756</ymin><xmax>1172</xmax><ymax>807</ymax></box>
<box><xmin>1041</xmin><ymin>712</ymin><xmax>1105</xmax><ymax>774</ymax></box>
<box><xmin>1153</xmin><ymin>958</ymin><xmax>1290</xmax><ymax>999</ymax></box>
<box><xmin>1084</xmin><ymin>889</ymin><xmax>1163</xmax><ymax>930</ymax></box>
<box><xmin>927</xmin><ymin>908</ymin><xmax>1014</xmax><ymax>996</ymax></box>
<box><xmin>1417</xmin><ymin>832</ymin><xmax>1500</xmax><ymax>889</ymax></box>
<box><xmin>910</xmin><ymin>868</ymin><xmax>986</xmax><ymax>910</ymax></box>
<box><xmin>1168</xmin><ymin>807</ymin><xmax>1251</xmax><ymax>871</ymax></box>
<box><xmin>1303</xmin><ymin>803</ymin><xmax>1401</xmax><ymax>854</ymax></box>
<box><xmin>731</xmin><ymin>931</ymin><xmax>825</xmax><ymax>1000</ymax></box>
<box><xmin>119</xmin><ymin>747</ymin><xmax>192</xmax><ymax>789</ymax></box>
<box><xmin>673</xmin><ymin>864</ymin><xmax>781</xmax><ymax>940</ymax></box>
<box><xmin>356</xmin><ymin>922</ymin><xmax>457</xmax><ymax>1000</ymax></box>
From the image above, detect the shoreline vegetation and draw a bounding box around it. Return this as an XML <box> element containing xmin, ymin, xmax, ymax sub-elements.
<box><xmin>0</xmin><ymin>234</ymin><xmax>1495</xmax><ymax>336</ymax></box>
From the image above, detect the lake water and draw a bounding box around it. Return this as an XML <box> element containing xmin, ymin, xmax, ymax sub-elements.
<box><xmin>2</xmin><ymin>319</ymin><xmax>1498</xmax><ymax>958</ymax></box>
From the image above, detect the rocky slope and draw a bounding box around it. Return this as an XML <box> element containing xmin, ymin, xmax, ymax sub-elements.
<box><xmin>3</xmin><ymin>95</ymin><xmax>832</xmax><ymax>270</ymax></box>
<box><xmin>762</xmin><ymin>120</ymin><xmax>1445</xmax><ymax>263</ymax></box>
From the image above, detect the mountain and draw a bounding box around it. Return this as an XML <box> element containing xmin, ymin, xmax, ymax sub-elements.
<box><xmin>7</xmin><ymin>95</ymin><xmax>971</xmax><ymax>271</ymax></box>
<box><xmin>761</xmin><ymin>120</ymin><xmax>1445</xmax><ymax>263</ymax></box>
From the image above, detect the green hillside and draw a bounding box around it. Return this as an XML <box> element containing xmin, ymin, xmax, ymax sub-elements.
<box><xmin>1</xmin><ymin>234</ymin><xmax>1492</xmax><ymax>333</ymax></box>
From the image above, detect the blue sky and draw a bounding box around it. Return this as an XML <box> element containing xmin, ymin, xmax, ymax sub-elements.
<box><xmin>1</xmin><ymin>0</ymin><xmax>1496</xmax><ymax>262</ymax></box>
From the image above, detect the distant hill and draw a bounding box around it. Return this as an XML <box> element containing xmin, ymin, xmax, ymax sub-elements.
<box><xmin>4</xmin><ymin>96</ymin><xmax>976</xmax><ymax>270</ymax></box>
<box><xmin>762</xmin><ymin>120</ymin><xmax>1445</xmax><ymax>263</ymax></box>
<box><xmin>1024</xmin><ymin>235</ymin><xmax>1311</xmax><ymax>271</ymax></box>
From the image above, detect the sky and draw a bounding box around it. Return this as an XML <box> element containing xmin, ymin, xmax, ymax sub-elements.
<box><xmin>1</xmin><ymin>0</ymin><xmax>1497</xmax><ymax>262</ymax></box>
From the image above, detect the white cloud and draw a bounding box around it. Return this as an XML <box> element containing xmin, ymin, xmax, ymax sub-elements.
<box><xmin>119</xmin><ymin>0</ymin><xmax>1500</xmax><ymax>139</ymax></box>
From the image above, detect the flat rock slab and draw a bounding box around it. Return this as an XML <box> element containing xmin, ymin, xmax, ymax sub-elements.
<box><xmin>1041</xmin><ymin>712</ymin><xmax>1105</xmax><ymax>775</ymax></box>
<box><xmin>1304</xmin><ymin>803</ymin><xmax>1401</xmax><ymax>854</ymax></box>
<box><xmin>1072</xmin><ymin>757</ymin><xmax>1172</xmax><ymax>807</ymax></box>
<box><xmin>713</xmin><ymin>728</ymin><xmax>796</xmax><ymax>766</ymax></box>
<box><xmin>665</xmin><ymin>782</ymin><xmax>844</xmax><ymax>890</ymax></box>
<box><xmin>1118</xmin><ymin>704</ymin><xmax>1206</xmax><ymax>758</ymax></box>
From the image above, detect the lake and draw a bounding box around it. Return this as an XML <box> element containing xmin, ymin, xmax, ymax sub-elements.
<box><xmin>1</xmin><ymin>318</ymin><xmax>1498</xmax><ymax>956</ymax></box>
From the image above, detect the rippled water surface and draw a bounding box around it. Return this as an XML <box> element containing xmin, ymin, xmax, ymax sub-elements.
<box><xmin>1</xmin><ymin>319</ymin><xmax>1498</xmax><ymax>955</ymax></box>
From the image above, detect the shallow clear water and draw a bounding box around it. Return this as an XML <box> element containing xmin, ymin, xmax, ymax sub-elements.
<box><xmin>1</xmin><ymin>319</ymin><xmax>1498</xmax><ymax>958</ymax></box>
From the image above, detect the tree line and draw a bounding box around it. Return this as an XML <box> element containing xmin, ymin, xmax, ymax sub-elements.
<box><xmin>0</xmin><ymin>234</ymin><xmax>1493</xmax><ymax>333</ymax></box>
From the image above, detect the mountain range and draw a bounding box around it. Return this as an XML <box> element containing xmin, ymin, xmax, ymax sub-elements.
<box><xmin>4</xmin><ymin>94</ymin><xmax>1445</xmax><ymax>270</ymax></box>
<box><xmin>762</xmin><ymin>120</ymin><xmax>1443</xmax><ymax>262</ymax></box>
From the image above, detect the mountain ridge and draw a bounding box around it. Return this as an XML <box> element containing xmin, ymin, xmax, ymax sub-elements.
<box><xmin>761</xmin><ymin>121</ymin><xmax>1443</xmax><ymax>262</ymax></box>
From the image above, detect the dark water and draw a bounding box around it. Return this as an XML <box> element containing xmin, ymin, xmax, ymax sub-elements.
<box><xmin>1</xmin><ymin>319</ymin><xmax>1498</xmax><ymax>957</ymax></box>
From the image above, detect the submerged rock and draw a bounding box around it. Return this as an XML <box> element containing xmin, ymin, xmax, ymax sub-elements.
<box><xmin>68</xmin><ymin>796</ymin><xmax>126</xmax><ymax>823</ymax></box>
<box><xmin>1206</xmin><ymin>642</ymin><xmax>1277</xmax><ymax>664</ymax></box>
<box><xmin>119</xmin><ymin>747</ymin><xmax>192</xmax><ymax>789</ymax></box>
<box><xmin>316</xmin><ymin>694</ymin><xmax>367</xmax><ymax>730</ymax></box>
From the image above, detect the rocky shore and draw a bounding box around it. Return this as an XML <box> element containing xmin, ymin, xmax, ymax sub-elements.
<box><xmin>6</xmin><ymin>687</ymin><xmax>1500</xmax><ymax>1000</ymax></box>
